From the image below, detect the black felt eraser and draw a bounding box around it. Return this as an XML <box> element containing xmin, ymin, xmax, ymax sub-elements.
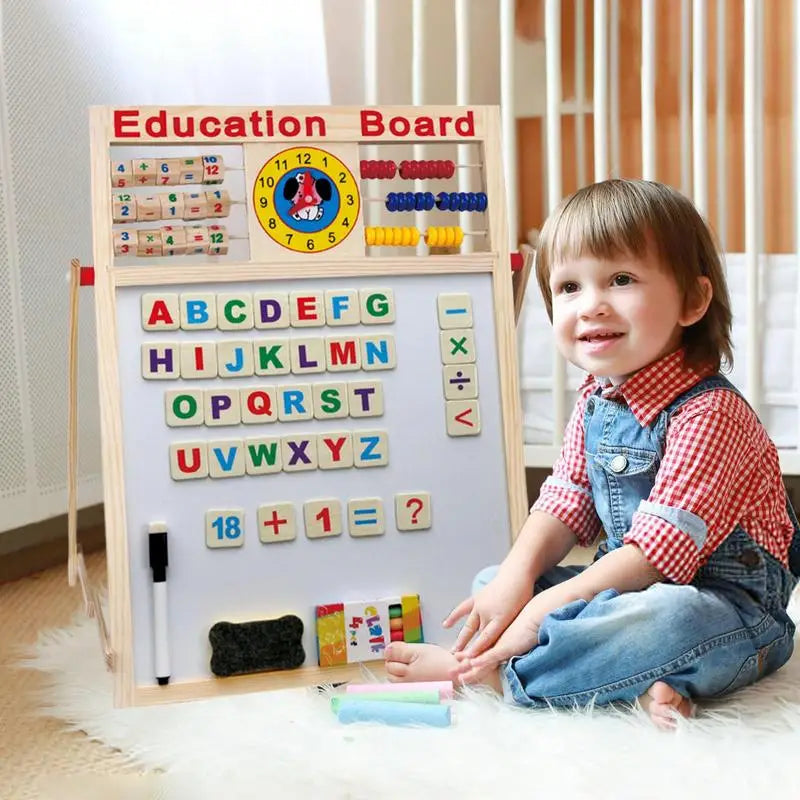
<box><xmin>209</xmin><ymin>615</ymin><xmax>305</xmax><ymax>678</ymax></box>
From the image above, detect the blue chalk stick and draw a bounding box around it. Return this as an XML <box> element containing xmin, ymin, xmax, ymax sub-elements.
<box><xmin>336</xmin><ymin>700</ymin><xmax>451</xmax><ymax>728</ymax></box>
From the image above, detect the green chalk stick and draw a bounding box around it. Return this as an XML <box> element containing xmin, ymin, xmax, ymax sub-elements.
<box><xmin>330</xmin><ymin>690</ymin><xmax>440</xmax><ymax>712</ymax></box>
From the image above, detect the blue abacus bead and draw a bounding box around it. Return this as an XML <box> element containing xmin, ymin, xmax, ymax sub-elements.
<box><xmin>436</xmin><ymin>191</ymin><xmax>450</xmax><ymax>211</ymax></box>
<box><xmin>386</xmin><ymin>193</ymin><xmax>398</xmax><ymax>212</ymax></box>
<box><xmin>424</xmin><ymin>192</ymin><xmax>435</xmax><ymax>211</ymax></box>
<box><xmin>477</xmin><ymin>192</ymin><xmax>488</xmax><ymax>212</ymax></box>
<box><xmin>405</xmin><ymin>192</ymin><xmax>416</xmax><ymax>212</ymax></box>
<box><xmin>458</xmin><ymin>193</ymin><xmax>469</xmax><ymax>212</ymax></box>
<box><xmin>415</xmin><ymin>192</ymin><xmax>426</xmax><ymax>211</ymax></box>
<box><xmin>448</xmin><ymin>192</ymin><xmax>460</xmax><ymax>212</ymax></box>
<box><xmin>467</xmin><ymin>192</ymin><xmax>478</xmax><ymax>211</ymax></box>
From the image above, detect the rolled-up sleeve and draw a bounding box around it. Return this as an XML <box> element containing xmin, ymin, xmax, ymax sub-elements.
<box><xmin>623</xmin><ymin>394</ymin><xmax>757</xmax><ymax>583</ymax></box>
<box><xmin>532</xmin><ymin>386</ymin><xmax>602</xmax><ymax>545</ymax></box>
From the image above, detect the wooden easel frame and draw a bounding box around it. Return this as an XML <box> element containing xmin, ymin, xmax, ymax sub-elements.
<box><xmin>89</xmin><ymin>105</ymin><xmax>527</xmax><ymax>706</ymax></box>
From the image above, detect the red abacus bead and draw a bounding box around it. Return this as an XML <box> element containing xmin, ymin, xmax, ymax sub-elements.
<box><xmin>360</xmin><ymin>160</ymin><xmax>369</xmax><ymax>178</ymax></box>
<box><xmin>444</xmin><ymin>160</ymin><xmax>456</xmax><ymax>178</ymax></box>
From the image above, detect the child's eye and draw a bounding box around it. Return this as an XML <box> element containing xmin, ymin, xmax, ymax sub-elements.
<box><xmin>612</xmin><ymin>273</ymin><xmax>634</xmax><ymax>286</ymax></box>
<box><xmin>556</xmin><ymin>281</ymin><xmax>579</xmax><ymax>295</ymax></box>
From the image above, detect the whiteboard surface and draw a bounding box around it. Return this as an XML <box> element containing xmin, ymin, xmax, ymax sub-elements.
<box><xmin>118</xmin><ymin>272</ymin><xmax>511</xmax><ymax>687</ymax></box>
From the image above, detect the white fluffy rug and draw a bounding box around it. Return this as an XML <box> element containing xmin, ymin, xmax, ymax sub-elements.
<box><xmin>21</xmin><ymin>607</ymin><xmax>800</xmax><ymax>800</ymax></box>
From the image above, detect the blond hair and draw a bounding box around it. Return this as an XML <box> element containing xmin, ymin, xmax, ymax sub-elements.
<box><xmin>535</xmin><ymin>179</ymin><xmax>733</xmax><ymax>372</ymax></box>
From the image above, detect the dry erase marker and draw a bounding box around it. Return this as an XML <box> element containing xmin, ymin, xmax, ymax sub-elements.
<box><xmin>148</xmin><ymin>522</ymin><xmax>170</xmax><ymax>686</ymax></box>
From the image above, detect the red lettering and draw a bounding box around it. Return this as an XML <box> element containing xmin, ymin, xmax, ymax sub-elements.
<box><xmin>176</xmin><ymin>447</ymin><xmax>202</xmax><ymax>473</ymax></box>
<box><xmin>144</xmin><ymin>110</ymin><xmax>167</xmax><ymax>137</ymax></box>
<box><xmin>147</xmin><ymin>299</ymin><xmax>174</xmax><ymax>326</ymax></box>
<box><xmin>321</xmin><ymin>436</ymin><xmax>347</xmax><ymax>461</ymax></box>
<box><xmin>455</xmin><ymin>110</ymin><xmax>475</xmax><ymax>136</ymax></box>
<box><xmin>360</xmin><ymin>109</ymin><xmax>384</xmax><ymax>136</ymax></box>
<box><xmin>389</xmin><ymin>116</ymin><xmax>411</xmax><ymax>136</ymax></box>
<box><xmin>246</xmin><ymin>391</ymin><xmax>273</xmax><ymax>417</ymax></box>
<box><xmin>192</xmin><ymin>346</ymin><xmax>204</xmax><ymax>370</ymax></box>
<box><xmin>199</xmin><ymin>116</ymin><xmax>221</xmax><ymax>136</ymax></box>
<box><xmin>296</xmin><ymin>296</ymin><xmax>318</xmax><ymax>321</ymax></box>
<box><xmin>328</xmin><ymin>340</ymin><xmax>357</xmax><ymax>366</ymax></box>
<box><xmin>114</xmin><ymin>110</ymin><xmax>140</xmax><ymax>138</ymax></box>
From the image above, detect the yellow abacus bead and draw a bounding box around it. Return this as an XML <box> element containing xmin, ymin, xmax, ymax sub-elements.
<box><xmin>410</xmin><ymin>227</ymin><xmax>421</xmax><ymax>246</ymax></box>
<box><xmin>375</xmin><ymin>227</ymin><xmax>385</xmax><ymax>246</ymax></box>
<box><xmin>454</xmin><ymin>226</ymin><xmax>464</xmax><ymax>246</ymax></box>
<box><xmin>425</xmin><ymin>227</ymin><xmax>437</xmax><ymax>247</ymax></box>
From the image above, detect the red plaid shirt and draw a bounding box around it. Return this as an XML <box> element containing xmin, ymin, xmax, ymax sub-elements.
<box><xmin>533</xmin><ymin>349</ymin><xmax>795</xmax><ymax>584</ymax></box>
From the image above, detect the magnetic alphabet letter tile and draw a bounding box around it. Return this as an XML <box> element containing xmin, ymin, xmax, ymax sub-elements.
<box><xmin>257</xmin><ymin>502</ymin><xmax>296</xmax><ymax>543</ymax></box>
<box><xmin>325</xmin><ymin>289</ymin><xmax>360</xmax><ymax>326</ymax></box>
<box><xmin>207</xmin><ymin>439</ymin><xmax>247</xmax><ymax>478</ymax></box>
<box><xmin>290</xmin><ymin>291</ymin><xmax>325</xmax><ymax>327</ymax></box>
<box><xmin>317</xmin><ymin>432</ymin><xmax>354</xmax><ymax>470</ymax></box>
<box><xmin>353</xmin><ymin>430</ymin><xmax>389</xmax><ymax>468</ymax></box>
<box><xmin>141</xmin><ymin>293</ymin><xmax>180</xmax><ymax>331</ymax></box>
<box><xmin>217</xmin><ymin>293</ymin><xmax>254</xmax><ymax>331</ymax></box>
<box><xmin>348</xmin><ymin>381</ymin><xmax>384</xmax><ymax>418</ymax></box>
<box><xmin>179</xmin><ymin>293</ymin><xmax>217</xmax><ymax>330</ymax></box>
<box><xmin>254</xmin><ymin>338</ymin><xmax>291</xmax><ymax>376</ymax></box>
<box><xmin>360</xmin><ymin>288</ymin><xmax>396</xmax><ymax>324</ymax></box>
<box><xmin>217</xmin><ymin>340</ymin><xmax>255</xmax><ymax>378</ymax></box>
<box><xmin>165</xmin><ymin>389</ymin><xmax>204</xmax><ymax>427</ymax></box>
<box><xmin>313</xmin><ymin>382</ymin><xmax>349</xmax><ymax>420</ymax></box>
<box><xmin>142</xmin><ymin>344</ymin><xmax>179</xmax><ymax>380</ymax></box>
<box><xmin>244</xmin><ymin>437</ymin><xmax>282</xmax><ymax>475</ymax></box>
<box><xmin>290</xmin><ymin>337</ymin><xmax>326</xmax><ymax>374</ymax></box>
<box><xmin>240</xmin><ymin>386</ymin><xmax>277</xmax><ymax>424</ymax></box>
<box><xmin>169</xmin><ymin>441</ymin><xmax>208</xmax><ymax>480</ymax></box>
<box><xmin>204</xmin><ymin>390</ymin><xmax>241</xmax><ymax>426</ymax></box>
<box><xmin>205</xmin><ymin>509</ymin><xmax>245</xmax><ymax>548</ymax></box>
<box><xmin>253</xmin><ymin>291</ymin><xmax>290</xmax><ymax>329</ymax></box>
<box><xmin>281</xmin><ymin>434</ymin><xmax>318</xmax><ymax>472</ymax></box>
<box><xmin>180</xmin><ymin>342</ymin><xmax>218</xmax><ymax>379</ymax></box>
<box><xmin>361</xmin><ymin>334</ymin><xmax>397</xmax><ymax>371</ymax></box>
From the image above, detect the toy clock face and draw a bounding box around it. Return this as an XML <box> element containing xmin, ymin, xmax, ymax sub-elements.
<box><xmin>252</xmin><ymin>146</ymin><xmax>360</xmax><ymax>254</ymax></box>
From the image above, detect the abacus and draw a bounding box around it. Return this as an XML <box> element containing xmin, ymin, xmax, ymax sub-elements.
<box><xmin>88</xmin><ymin>105</ymin><xmax>525</xmax><ymax>709</ymax></box>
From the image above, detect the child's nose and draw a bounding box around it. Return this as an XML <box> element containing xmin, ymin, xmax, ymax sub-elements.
<box><xmin>579</xmin><ymin>288</ymin><xmax>610</xmax><ymax>317</ymax></box>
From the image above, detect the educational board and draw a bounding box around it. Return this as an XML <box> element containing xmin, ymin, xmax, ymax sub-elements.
<box><xmin>89</xmin><ymin>106</ymin><xmax>526</xmax><ymax>707</ymax></box>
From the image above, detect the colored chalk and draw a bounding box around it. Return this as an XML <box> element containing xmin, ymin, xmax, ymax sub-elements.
<box><xmin>336</xmin><ymin>700</ymin><xmax>451</xmax><ymax>727</ymax></box>
<box><xmin>389</xmin><ymin>617</ymin><xmax>404</xmax><ymax>631</ymax></box>
<box><xmin>346</xmin><ymin>680</ymin><xmax>454</xmax><ymax>700</ymax></box>
<box><xmin>390</xmin><ymin>629</ymin><xmax>404</xmax><ymax>642</ymax></box>
<box><xmin>388</xmin><ymin>604</ymin><xmax>403</xmax><ymax>619</ymax></box>
<box><xmin>330</xmin><ymin>690</ymin><xmax>441</xmax><ymax>712</ymax></box>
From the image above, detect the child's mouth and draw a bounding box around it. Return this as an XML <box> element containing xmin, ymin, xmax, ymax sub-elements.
<box><xmin>579</xmin><ymin>332</ymin><xmax>624</xmax><ymax>352</ymax></box>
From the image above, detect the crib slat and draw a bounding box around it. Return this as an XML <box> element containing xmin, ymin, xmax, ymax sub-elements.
<box><xmin>693</xmin><ymin>0</ymin><xmax>708</xmax><ymax>215</ymax></box>
<box><xmin>545</xmin><ymin>0</ymin><xmax>568</xmax><ymax>443</ymax></box>
<box><xmin>575</xmin><ymin>0</ymin><xmax>587</xmax><ymax>188</ymax></box>
<box><xmin>680</xmin><ymin>0</ymin><xmax>691</xmax><ymax>197</ymax></box>
<box><xmin>744</xmin><ymin>0</ymin><xmax>761</xmax><ymax>412</ymax></box>
<box><xmin>641</xmin><ymin>0</ymin><xmax>656</xmax><ymax>181</ymax></box>
<box><xmin>412</xmin><ymin>0</ymin><xmax>425</xmax><ymax>256</ymax></box>
<box><xmin>455</xmin><ymin>0</ymin><xmax>473</xmax><ymax>253</ymax></box>
<box><xmin>594</xmin><ymin>0</ymin><xmax>609</xmax><ymax>181</ymax></box>
<box><xmin>795</xmin><ymin>0</ymin><xmax>800</xmax><ymax>449</ymax></box>
<box><xmin>609</xmin><ymin>0</ymin><xmax>620</xmax><ymax>177</ymax></box>
<box><xmin>500</xmin><ymin>0</ymin><xmax>518</xmax><ymax>248</ymax></box>
<box><xmin>716</xmin><ymin>0</ymin><xmax>727</xmax><ymax>250</ymax></box>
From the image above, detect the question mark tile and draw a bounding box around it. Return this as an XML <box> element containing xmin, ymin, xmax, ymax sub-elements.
<box><xmin>395</xmin><ymin>492</ymin><xmax>432</xmax><ymax>531</ymax></box>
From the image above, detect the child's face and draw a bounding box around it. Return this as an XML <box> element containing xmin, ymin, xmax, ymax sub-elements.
<box><xmin>549</xmin><ymin>248</ymin><xmax>690</xmax><ymax>384</ymax></box>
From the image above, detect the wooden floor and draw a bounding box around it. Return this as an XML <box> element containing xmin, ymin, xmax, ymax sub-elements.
<box><xmin>0</xmin><ymin>551</ymin><xmax>157</xmax><ymax>799</ymax></box>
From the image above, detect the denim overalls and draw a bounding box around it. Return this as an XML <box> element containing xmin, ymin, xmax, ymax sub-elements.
<box><xmin>478</xmin><ymin>374</ymin><xmax>800</xmax><ymax>708</ymax></box>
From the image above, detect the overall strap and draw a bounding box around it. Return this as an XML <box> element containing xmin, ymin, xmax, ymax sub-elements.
<box><xmin>663</xmin><ymin>373</ymin><xmax>800</xmax><ymax>578</ymax></box>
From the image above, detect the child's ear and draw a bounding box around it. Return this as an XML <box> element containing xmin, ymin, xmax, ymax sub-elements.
<box><xmin>680</xmin><ymin>276</ymin><xmax>712</xmax><ymax>327</ymax></box>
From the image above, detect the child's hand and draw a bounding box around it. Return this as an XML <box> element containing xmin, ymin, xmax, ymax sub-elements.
<box><xmin>454</xmin><ymin>601</ymin><xmax>541</xmax><ymax>682</ymax></box>
<box><xmin>442</xmin><ymin>568</ymin><xmax>533</xmax><ymax>656</ymax></box>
